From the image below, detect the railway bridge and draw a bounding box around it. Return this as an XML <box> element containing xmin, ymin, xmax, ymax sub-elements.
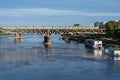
<box><xmin>1</xmin><ymin>27</ymin><xmax>105</xmax><ymax>44</ymax></box>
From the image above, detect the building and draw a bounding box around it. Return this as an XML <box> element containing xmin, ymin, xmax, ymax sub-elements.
<box><xmin>74</xmin><ymin>24</ymin><xmax>80</xmax><ymax>26</ymax></box>
<box><xmin>94</xmin><ymin>22</ymin><xmax>105</xmax><ymax>29</ymax></box>
<box><xmin>85</xmin><ymin>39</ymin><xmax>103</xmax><ymax>49</ymax></box>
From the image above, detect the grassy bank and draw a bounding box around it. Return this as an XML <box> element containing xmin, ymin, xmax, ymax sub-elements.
<box><xmin>104</xmin><ymin>44</ymin><xmax>120</xmax><ymax>50</ymax></box>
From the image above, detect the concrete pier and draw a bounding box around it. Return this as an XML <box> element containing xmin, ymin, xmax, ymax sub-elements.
<box><xmin>15</xmin><ymin>33</ymin><xmax>21</xmax><ymax>39</ymax></box>
<box><xmin>44</xmin><ymin>36</ymin><xmax>51</xmax><ymax>44</ymax></box>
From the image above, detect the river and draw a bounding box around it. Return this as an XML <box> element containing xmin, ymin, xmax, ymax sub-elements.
<box><xmin>0</xmin><ymin>34</ymin><xmax>120</xmax><ymax>80</ymax></box>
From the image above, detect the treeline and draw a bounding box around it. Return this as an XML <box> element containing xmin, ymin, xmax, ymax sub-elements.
<box><xmin>105</xmin><ymin>20</ymin><xmax>120</xmax><ymax>40</ymax></box>
<box><xmin>97</xmin><ymin>20</ymin><xmax>120</xmax><ymax>40</ymax></box>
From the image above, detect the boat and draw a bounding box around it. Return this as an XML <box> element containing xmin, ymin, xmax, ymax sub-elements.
<box><xmin>104</xmin><ymin>47</ymin><xmax>120</xmax><ymax>57</ymax></box>
<box><xmin>85</xmin><ymin>39</ymin><xmax>103</xmax><ymax>49</ymax></box>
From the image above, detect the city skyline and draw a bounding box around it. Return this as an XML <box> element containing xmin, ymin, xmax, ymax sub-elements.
<box><xmin>0</xmin><ymin>0</ymin><xmax>120</xmax><ymax>26</ymax></box>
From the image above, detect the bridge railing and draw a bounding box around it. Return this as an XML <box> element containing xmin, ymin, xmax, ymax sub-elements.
<box><xmin>3</xmin><ymin>26</ymin><xmax>81</xmax><ymax>29</ymax></box>
<box><xmin>2</xmin><ymin>26</ymin><xmax>101</xmax><ymax>30</ymax></box>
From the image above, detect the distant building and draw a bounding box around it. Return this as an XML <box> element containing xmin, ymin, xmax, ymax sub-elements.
<box><xmin>94</xmin><ymin>22</ymin><xmax>106</xmax><ymax>29</ymax></box>
<box><xmin>74</xmin><ymin>24</ymin><xmax>80</xmax><ymax>26</ymax></box>
<box><xmin>94</xmin><ymin>22</ymin><xmax>103</xmax><ymax>27</ymax></box>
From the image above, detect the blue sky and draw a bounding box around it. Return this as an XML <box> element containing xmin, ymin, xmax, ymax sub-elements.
<box><xmin>0</xmin><ymin>0</ymin><xmax>120</xmax><ymax>26</ymax></box>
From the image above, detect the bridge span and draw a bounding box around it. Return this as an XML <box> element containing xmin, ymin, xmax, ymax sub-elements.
<box><xmin>1</xmin><ymin>27</ymin><xmax>105</xmax><ymax>44</ymax></box>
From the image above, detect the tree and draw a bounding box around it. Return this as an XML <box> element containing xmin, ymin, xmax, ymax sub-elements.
<box><xmin>105</xmin><ymin>21</ymin><xmax>116</xmax><ymax>39</ymax></box>
<box><xmin>105</xmin><ymin>20</ymin><xmax>120</xmax><ymax>41</ymax></box>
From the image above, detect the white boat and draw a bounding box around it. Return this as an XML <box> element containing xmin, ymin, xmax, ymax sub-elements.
<box><xmin>105</xmin><ymin>47</ymin><xmax>120</xmax><ymax>57</ymax></box>
<box><xmin>85</xmin><ymin>39</ymin><xmax>103</xmax><ymax>49</ymax></box>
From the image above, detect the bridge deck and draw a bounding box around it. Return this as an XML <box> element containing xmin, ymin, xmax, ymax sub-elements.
<box><xmin>2</xmin><ymin>28</ymin><xmax>106</xmax><ymax>36</ymax></box>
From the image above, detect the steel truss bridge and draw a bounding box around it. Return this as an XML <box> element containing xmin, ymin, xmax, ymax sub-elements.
<box><xmin>1</xmin><ymin>27</ymin><xmax>106</xmax><ymax>44</ymax></box>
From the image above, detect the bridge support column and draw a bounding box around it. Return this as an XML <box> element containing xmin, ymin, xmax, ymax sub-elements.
<box><xmin>15</xmin><ymin>32</ymin><xmax>21</xmax><ymax>38</ymax></box>
<box><xmin>44</xmin><ymin>36</ymin><xmax>51</xmax><ymax>44</ymax></box>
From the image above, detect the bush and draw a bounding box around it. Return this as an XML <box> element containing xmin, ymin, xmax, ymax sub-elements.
<box><xmin>104</xmin><ymin>44</ymin><xmax>120</xmax><ymax>49</ymax></box>
<box><xmin>61</xmin><ymin>34</ymin><xmax>71</xmax><ymax>37</ymax></box>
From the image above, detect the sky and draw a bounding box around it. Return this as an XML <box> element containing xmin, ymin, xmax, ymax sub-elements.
<box><xmin>0</xmin><ymin>0</ymin><xmax>120</xmax><ymax>26</ymax></box>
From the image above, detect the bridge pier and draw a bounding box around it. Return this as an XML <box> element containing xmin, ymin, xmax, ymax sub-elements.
<box><xmin>15</xmin><ymin>32</ymin><xmax>21</xmax><ymax>39</ymax></box>
<box><xmin>44</xmin><ymin>36</ymin><xmax>51</xmax><ymax>44</ymax></box>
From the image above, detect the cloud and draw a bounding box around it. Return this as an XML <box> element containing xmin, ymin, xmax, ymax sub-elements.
<box><xmin>0</xmin><ymin>8</ymin><xmax>120</xmax><ymax>17</ymax></box>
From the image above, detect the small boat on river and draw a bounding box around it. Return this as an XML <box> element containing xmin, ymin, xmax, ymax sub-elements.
<box><xmin>85</xmin><ymin>39</ymin><xmax>103</xmax><ymax>49</ymax></box>
<box><xmin>104</xmin><ymin>47</ymin><xmax>120</xmax><ymax>57</ymax></box>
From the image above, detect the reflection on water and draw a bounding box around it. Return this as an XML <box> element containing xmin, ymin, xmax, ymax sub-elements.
<box><xmin>0</xmin><ymin>53</ymin><xmax>34</xmax><ymax>61</ymax></box>
<box><xmin>0</xmin><ymin>34</ymin><xmax>120</xmax><ymax>80</ymax></box>
<box><xmin>84</xmin><ymin>49</ymin><xmax>103</xmax><ymax>58</ymax></box>
<box><xmin>114</xmin><ymin>57</ymin><xmax>120</xmax><ymax>60</ymax></box>
<box><xmin>14</xmin><ymin>38</ymin><xmax>21</xmax><ymax>42</ymax></box>
<box><xmin>93</xmin><ymin>49</ymin><xmax>103</xmax><ymax>56</ymax></box>
<box><xmin>44</xmin><ymin>43</ymin><xmax>51</xmax><ymax>48</ymax></box>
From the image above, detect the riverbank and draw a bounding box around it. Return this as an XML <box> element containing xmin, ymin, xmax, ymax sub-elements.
<box><xmin>61</xmin><ymin>34</ymin><xmax>120</xmax><ymax>48</ymax></box>
<box><xmin>61</xmin><ymin>34</ymin><xmax>85</xmax><ymax>43</ymax></box>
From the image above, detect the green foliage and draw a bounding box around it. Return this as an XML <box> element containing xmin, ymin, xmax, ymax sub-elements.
<box><xmin>105</xmin><ymin>20</ymin><xmax>120</xmax><ymax>40</ymax></box>
<box><xmin>61</xmin><ymin>34</ymin><xmax>71</xmax><ymax>37</ymax></box>
<box><xmin>104</xmin><ymin>44</ymin><xmax>120</xmax><ymax>49</ymax></box>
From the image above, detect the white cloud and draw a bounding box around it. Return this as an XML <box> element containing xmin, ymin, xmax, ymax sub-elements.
<box><xmin>83</xmin><ymin>13</ymin><xmax>120</xmax><ymax>16</ymax></box>
<box><xmin>0</xmin><ymin>8</ymin><xmax>120</xmax><ymax>17</ymax></box>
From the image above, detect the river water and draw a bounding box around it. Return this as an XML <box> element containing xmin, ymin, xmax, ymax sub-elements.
<box><xmin>0</xmin><ymin>34</ymin><xmax>120</xmax><ymax>80</ymax></box>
